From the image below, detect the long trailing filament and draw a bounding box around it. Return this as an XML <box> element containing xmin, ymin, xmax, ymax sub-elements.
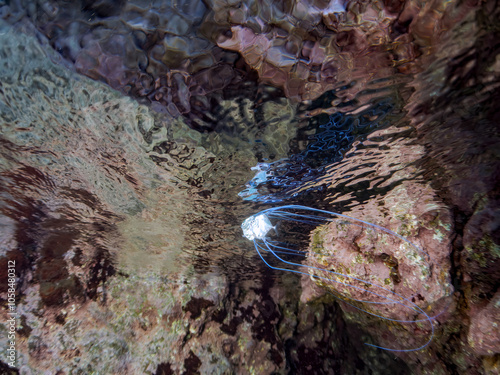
<box><xmin>242</xmin><ymin>205</ymin><xmax>437</xmax><ymax>352</ymax></box>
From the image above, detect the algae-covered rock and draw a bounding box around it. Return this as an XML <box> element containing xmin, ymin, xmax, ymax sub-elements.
<box><xmin>303</xmin><ymin>180</ymin><xmax>454</xmax><ymax>350</ymax></box>
<box><xmin>467</xmin><ymin>290</ymin><xmax>500</xmax><ymax>356</ymax></box>
<box><xmin>1</xmin><ymin>16</ymin><xmax>394</xmax><ymax>375</ymax></box>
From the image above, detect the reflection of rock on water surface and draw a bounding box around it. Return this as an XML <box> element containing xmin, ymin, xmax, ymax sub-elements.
<box><xmin>0</xmin><ymin>20</ymin><xmax>236</xmax><ymax>373</ymax></box>
<box><xmin>0</xmin><ymin>0</ymin><xmax>499</xmax><ymax>373</ymax></box>
<box><xmin>3</xmin><ymin>0</ymin><xmax>479</xmax><ymax>125</ymax></box>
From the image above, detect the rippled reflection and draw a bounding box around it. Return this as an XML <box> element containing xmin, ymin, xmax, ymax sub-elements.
<box><xmin>239</xmin><ymin>93</ymin><xmax>400</xmax><ymax>203</ymax></box>
<box><xmin>0</xmin><ymin>0</ymin><xmax>498</xmax><ymax>373</ymax></box>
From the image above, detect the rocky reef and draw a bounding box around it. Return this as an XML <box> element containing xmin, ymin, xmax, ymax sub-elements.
<box><xmin>0</xmin><ymin>0</ymin><xmax>499</xmax><ymax>374</ymax></box>
<box><xmin>300</xmin><ymin>0</ymin><xmax>500</xmax><ymax>372</ymax></box>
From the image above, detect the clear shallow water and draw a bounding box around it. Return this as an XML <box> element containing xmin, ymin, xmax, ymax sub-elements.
<box><xmin>0</xmin><ymin>1</ymin><xmax>499</xmax><ymax>374</ymax></box>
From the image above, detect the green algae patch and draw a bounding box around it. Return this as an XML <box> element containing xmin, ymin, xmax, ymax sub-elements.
<box><xmin>466</xmin><ymin>233</ymin><xmax>500</xmax><ymax>268</ymax></box>
<box><xmin>479</xmin><ymin>234</ymin><xmax>500</xmax><ymax>259</ymax></box>
<box><xmin>311</xmin><ymin>228</ymin><xmax>325</xmax><ymax>254</ymax></box>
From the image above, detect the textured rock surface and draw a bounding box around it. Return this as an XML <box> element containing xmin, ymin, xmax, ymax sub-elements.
<box><xmin>0</xmin><ymin>17</ymin><xmax>410</xmax><ymax>375</ymax></box>
<box><xmin>301</xmin><ymin>1</ymin><xmax>500</xmax><ymax>372</ymax></box>
<box><xmin>215</xmin><ymin>0</ymin><xmax>397</xmax><ymax>101</ymax></box>
<box><xmin>1</xmin><ymin>0</ymin><xmax>482</xmax><ymax>119</ymax></box>
<box><xmin>467</xmin><ymin>290</ymin><xmax>500</xmax><ymax>356</ymax></box>
<box><xmin>305</xmin><ymin>180</ymin><xmax>454</xmax><ymax>320</ymax></box>
<box><xmin>0</xmin><ymin>0</ymin><xmax>260</xmax><ymax>131</ymax></box>
<box><xmin>0</xmin><ymin>0</ymin><xmax>498</xmax><ymax>374</ymax></box>
<box><xmin>213</xmin><ymin>0</ymin><xmax>480</xmax><ymax>101</ymax></box>
<box><xmin>406</xmin><ymin>1</ymin><xmax>500</xmax><ymax>371</ymax></box>
<box><xmin>299</xmin><ymin>123</ymin><xmax>458</xmax><ymax>372</ymax></box>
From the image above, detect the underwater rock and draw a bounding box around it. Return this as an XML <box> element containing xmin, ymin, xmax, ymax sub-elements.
<box><xmin>404</xmin><ymin>0</ymin><xmax>500</xmax><ymax>365</ymax></box>
<box><xmin>301</xmin><ymin>180</ymin><xmax>454</xmax><ymax>353</ymax></box>
<box><xmin>0</xmin><ymin>19</ymin><xmax>219</xmax><ymax>373</ymax></box>
<box><xmin>0</xmin><ymin>1</ymin><xmax>498</xmax><ymax>374</ymax></box>
<box><xmin>467</xmin><ymin>290</ymin><xmax>500</xmax><ymax>356</ymax></box>
<box><xmin>0</xmin><ymin>17</ymin><xmax>410</xmax><ymax>375</ymax></box>
<box><xmin>307</xmin><ymin>180</ymin><xmax>454</xmax><ymax>302</ymax></box>
<box><xmin>296</xmin><ymin>1</ymin><xmax>499</xmax><ymax>371</ymax></box>
<box><xmin>241</xmin><ymin>203</ymin><xmax>449</xmax><ymax>352</ymax></box>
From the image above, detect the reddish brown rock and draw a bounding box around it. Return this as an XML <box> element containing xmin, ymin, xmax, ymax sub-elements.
<box><xmin>468</xmin><ymin>290</ymin><xmax>500</xmax><ymax>356</ymax></box>
<box><xmin>302</xmin><ymin>179</ymin><xmax>455</xmax><ymax>351</ymax></box>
